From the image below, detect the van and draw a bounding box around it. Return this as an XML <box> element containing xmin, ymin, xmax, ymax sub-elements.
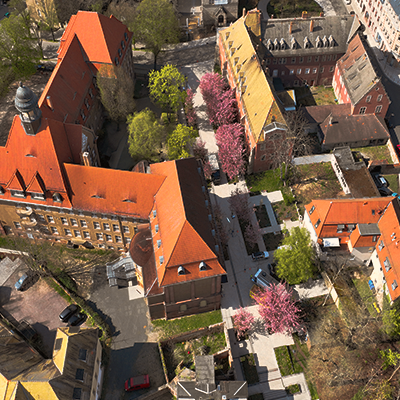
<box><xmin>251</xmin><ymin>268</ymin><xmax>271</xmax><ymax>289</ymax></box>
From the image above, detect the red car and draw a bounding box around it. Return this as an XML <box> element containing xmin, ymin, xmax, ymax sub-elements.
<box><xmin>124</xmin><ymin>374</ymin><xmax>150</xmax><ymax>392</ymax></box>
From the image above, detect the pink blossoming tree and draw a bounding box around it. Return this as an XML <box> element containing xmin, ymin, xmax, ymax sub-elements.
<box><xmin>228</xmin><ymin>188</ymin><xmax>251</xmax><ymax>221</ymax></box>
<box><xmin>244</xmin><ymin>222</ymin><xmax>262</xmax><ymax>248</ymax></box>
<box><xmin>233</xmin><ymin>307</ymin><xmax>255</xmax><ymax>338</ymax></box>
<box><xmin>252</xmin><ymin>283</ymin><xmax>301</xmax><ymax>335</ymax></box>
<box><xmin>184</xmin><ymin>88</ymin><xmax>197</xmax><ymax>127</ymax></box>
<box><xmin>214</xmin><ymin>89</ymin><xmax>237</xmax><ymax>126</ymax></box>
<box><xmin>215</xmin><ymin>124</ymin><xmax>246</xmax><ymax>180</ymax></box>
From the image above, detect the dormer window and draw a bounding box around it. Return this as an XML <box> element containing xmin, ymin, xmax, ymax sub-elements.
<box><xmin>53</xmin><ymin>192</ymin><xmax>62</xmax><ymax>202</ymax></box>
<box><xmin>199</xmin><ymin>261</ymin><xmax>206</xmax><ymax>271</ymax></box>
<box><xmin>0</xmin><ymin>186</ymin><xmax>4</xmax><ymax>195</ymax></box>
<box><xmin>121</xmin><ymin>40</ymin><xmax>125</xmax><ymax>49</ymax></box>
<box><xmin>309</xmin><ymin>205</ymin><xmax>315</xmax><ymax>215</ymax></box>
<box><xmin>291</xmin><ymin>37</ymin><xmax>297</xmax><ymax>49</ymax></box>
<box><xmin>329</xmin><ymin>35</ymin><xmax>335</xmax><ymax>47</ymax></box>
<box><xmin>314</xmin><ymin>219</ymin><xmax>321</xmax><ymax>228</ymax></box>
<box><xmin>304</xmin><ymin>37</ymin><xmax>310</xmax><ymax>49</ymax></box>
<box><xmin>378</xmin><ymin>240</ymin><xmax>385</xmax><ymax>251</ymax></box>
<box><xmin>155</xmin><ymin>224</ymin><xmax>159</xmax><ymax>233</ymax></box>
<box><xmin>124</xmin><ymin>32</ymin><xmax>128</xmax><ymax>42</ymax></box>
<box><xmin>323</xmin><ymin>36</ymin><xmax>329</xmax><ymax>47</ymax></box>
<box><xmin>280</xmin><ymin>38</ymin><xmax>286</xmax><ymax>49</ymax></box>
<box><xmin>11</xmin><ymin>190</ymin><xmax>25</xmax><ymax>198</ymax></box>
<box><xmin>337</xmin><ymin>224</ymin><xmax>345</xmax><ymax>233</ymax></box>
<box><xmin>159</xmin><ymin>256</ymin><xmax>164</xmax><ymax>265</ymax></box>
<box><xmin>384</xmin><ymin>257</ymin><xmax>391</xmax><ymax>272</ymax></box>
<box><xmin>315</xmin><ymin>36</ymin><xmax>322</xmax><ymax>48</ymax></box>
<box><xmin>267</xmin><ymin>39</ymin><xmax>274</xmax><ymax>51</ymax></box>
<box><xmin>115</xmin><ymin>57</ymin><xmax>119</xmax><ymax>66</ymax></box>
<box><xmin>157</xmin><ymin>239</ymin><xmax>161</xmax><ymax>248</ymax></box>
<box><xmin>178</xmin><ymin>266</ymin><xmax>185</xmax><ymax>275</ymax></box>
<box><xmin>153</xmin><ymin>210</ymin><xmax>157</xmax><ymax>218</ymax></box>
<box><xmin>348</xmin><ymin>224</ymin><xmax>356</xmax><ymax>232</ymax></box>
<box><xmin>31</xmin><ymin>192</ymin><xmax>45</xmax><ymax>200</ymax></box>
<box><xmin>273</xmin><ymin>38</ymin><xmax>280</xmax><ymax>50</ymax></box>
<box><xmin>118</xmin><ymin>48</ymin><xmax>122</xmax><ymax>57</ymax></box>
<box><xmin>392</xmin><ymin>280</ymin><xmax>398</xmax><ymax>290</ymax></box>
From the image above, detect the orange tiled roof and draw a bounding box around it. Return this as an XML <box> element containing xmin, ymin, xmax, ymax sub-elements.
<box><xmin>150</xmin><ymin>159</ymin><xmax>225</xmax><ymax>287</ymax></box>
<box><xmin>64</xmin><ymin>164</ymin><xmax>165</xmax><ymax>218</ymax></box>
<box><xmin>0</xmin><ymin>116</ymin><xmax>74</xmax><ymax>207</ymax></box>
<box><xmin>58</xmin><ymin>11</ymin><xmax>132</xmax><ymax>69</ymax></box>
<box><xmin>306</xmin><ymin>198</ymin><xmax>393</xmax><ymax>238</ymax></box>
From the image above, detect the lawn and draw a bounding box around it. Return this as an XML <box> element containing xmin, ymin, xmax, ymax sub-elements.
<box><xmin>295</xmin><ymin>86</ymin><xmax>337</xmax><ymax>107</ymax></box>
<box><xmin>352</xmin><ymin>277</ymin><xmax>379</xmax><ymax>317</ymax></box>
<box><xmin>254</xmin><ymin>205</ymin><xmax>271</xmax><ymax>228</ymax></box>
<box><xmin>385</xmin><ymin>174</ymin><xmax>399</xmax><ymax>193</ymax></box>
<box><xmin>263</xmin><ymin>232</ymin><xmax>284</xmax><ymax>251</ymax></box>
<box><xmin>240</xmin><ymin>353</ymin><xmax>259</xmax><ymax>384</ymax></box>
<box><xmin>246</xmin><ymin>169</ymin><xmax>284</xmax><ymax>193</ymax></box>
<box><xmin>267</xmin><ymin>0</ymin><xmax>323</xmax><ymax>18</ymax></box>
<box><xmin>152</xmin><ymin>310</ymin><xmax>222</xmax><ymax>339</ymax></box>
<box><xmin>286</xmin><ymin>384</ymin><xmax>301</xmax><ymax>394</ymax></box>
<box><xmin>272</xmin><ymin>201</ymin><xmax>298</xmax><ymax>224</ymax></box>
<box><xmin>352</xmin><ymin>145</ymin><xmax>393</xmax><ymax>164</ymax></box>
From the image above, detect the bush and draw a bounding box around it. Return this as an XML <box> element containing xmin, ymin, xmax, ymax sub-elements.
<box><xmin>282</xmin><ymin>190</ymin><xmax>295</xmax><ymax>206</ymax></box>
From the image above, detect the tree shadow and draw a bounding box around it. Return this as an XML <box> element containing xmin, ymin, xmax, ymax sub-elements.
<box><xmin>250</xmin><ymin>318</ymin><xmax>267</xmax><ymax>337</ymax></box>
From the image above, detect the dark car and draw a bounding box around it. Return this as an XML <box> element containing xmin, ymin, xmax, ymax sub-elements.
<box><xmin>125</xmin><ymin>374</ymin><xmax>150</xmax><ymax>392</ymax></box>
<box><xmin>251</xmin><ymin>251</ymin><xmax>269</xmax><ymax>261</ymax></box>
<box><xmin>59</xmin><ymin>304</ymin><xmax>78</xmax><ymax>322</ymax></box>
<box><xmin>68</xmin><ymin>312</ymin><xmax>86</xmax><ymax>327</ymax></box>
<box><xmin>14</xmin><ymin>272</ymin><xmax>35</xmax><ymax>291</ymax></box>
<box><xmin>379</xmin><ymin>187</ymin><xmax>393</xmax><ymax>196</ymax></box>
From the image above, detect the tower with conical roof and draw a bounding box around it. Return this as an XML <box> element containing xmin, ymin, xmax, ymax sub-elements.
<box><xmin>14</xmin><ymin>82</ymin><xmax>42</xmax><ymax>135</ymax></box>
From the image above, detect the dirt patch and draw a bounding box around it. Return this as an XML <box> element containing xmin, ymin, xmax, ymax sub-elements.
<box><xmin>0</xmin><ymin>71</ymin><xmax>53</xmax><ymax>146</ymax></box>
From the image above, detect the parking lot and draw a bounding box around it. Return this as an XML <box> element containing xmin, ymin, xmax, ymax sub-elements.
<box><xmin>0</xmin><ymin>261</ymin><xmax>69</xmax><ymax>357</ymax></box>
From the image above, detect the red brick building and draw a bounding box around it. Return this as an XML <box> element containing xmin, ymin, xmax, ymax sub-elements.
<box><xmin>332</xmin><ymin>34</ymin><xmax>390</xmax><ymax>117</ymax></box>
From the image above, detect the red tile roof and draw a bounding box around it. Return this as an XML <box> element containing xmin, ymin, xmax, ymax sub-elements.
<box><xmin>64</xmin><ymin>164</ymin><xmax>165</xmax><ymax>218</ymax></box>
<box><xmin>58</xmin><ymin>11</ymin><xmax>132</xmax><ymax>70</ymax></box>
<box><xmin>26</xmin><ymin>172</ymin><xmax>45</xmax><ymax>193</ymax></box>
<box><xmin>150</xmin><ymin>159</ymin><xmax>225</xmax><ymax>287</ymax></box>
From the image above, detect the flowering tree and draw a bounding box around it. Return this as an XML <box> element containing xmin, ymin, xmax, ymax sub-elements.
<box><xmin>184</xmin><ymin>88</ymin><xmax>197</xmax><ymax>127</ymax></box>
<box><xmin>252</xmin><ymin>283</ymin><xmax>301</xmax><ymax>334</ymax></box>
<box><xmin>193</xmin><ymin>140</ymin><xmax>212</xmax><ymax>179</ymax></box>
<box><xmin>244</xmin><ymin>222</ymin><xmax>262</xmax><ymax>248</ymax></box>
<box><xmin>229</xmin><ymin>188</ymin><xmax>250</xmax><ymax>221</ymax></box>
<box><xmin>215</xmin><ymin>124</ymin><xmax>246</xmax><ymax>180</ymax></box>
<box><xmin>215</xmin><ymin>89</ymin><xmax>237</xmax><ymax>126</ymax></box>
<box><xmin>233</xmin><ymin>307</ymin><xmax>255</xmax><ymax>338</ymax></box>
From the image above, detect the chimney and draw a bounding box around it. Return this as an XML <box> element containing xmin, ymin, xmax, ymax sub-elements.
<box><xmin>302</xmin><ymin>11</ymin><xmax>308</xmax><ymax>18</ymax></box>
<box><xmin>289</xmin><ymin>21</ymin><xmax>293</xmax><ymax>34</ymax></box>
<box><xmin>270</xmin><ymin>14</ymin><xmax>274</xmax><ymax>19</ymax></box>
<box><xmin>310</xmin><ymin>19</ymin><xmax>314</xmax><ymax>32</ymax></box>
<box><xmin>46</xmin><ymin>96</ymin><xmax>53</xmax><ymax>111</ymax></box>
<box><xmin>320</xmin><ymin>12</ymin><xmax>324</xmax><ymax>17</ymax></box>
<box><xmin>242</xmin><ymin>7</ymin><xmax>246</xmax><ymax>17</ymax></box>
<box><xmin>82</xmin><ymin>152</ymin><xmax>91</xmax><ymax>166</ymax></box>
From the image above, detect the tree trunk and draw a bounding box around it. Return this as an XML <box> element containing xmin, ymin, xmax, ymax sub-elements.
<box><xmin>51</xmin><ymin>28</ymin><xmax>55</xmax><ymax>42</ymax></box>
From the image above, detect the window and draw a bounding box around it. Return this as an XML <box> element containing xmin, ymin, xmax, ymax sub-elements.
<box><xmin>312</xmin><ymin>68</ymin><xmax>317</xmax><ymax>74</ymax></box>
<box><xmin>11</xmin><ymin>190</ymin><xmax>25</xmax><ymax>198</ymax></box>
<box><xmin>290</xmin><ymin>69</ymin><xmax>294</xmax><ymax>75</ymax></box>
<box><xmin>73</xmin><ymin>388</ymin><xmax>82</xmax><ymax>400</ymax></box>
<box><xmin>65</xmin><ymin>229</ymin><xmax>72</xmax><ymax>236</ymax></box>
<box><xmin>299</xmin><ymin>57</ymin><xmax>303</xmax><ymax>63</ymax></box>
<box><xmin>115</xmin><ymin>57</ymin><xmax>119</xmax><ymax>66</ymax></box>
<box><xmin>98</xmin><ymin>244</ymin><xmax>105</xmax><ymax>248</ymax></box>
<box><xmin>80</xmin><ymin>220</ymin><xmax>87</xmax><ymax>228</ymax></box>
<box><xmin>322</xmin><ymin>55</ymin><xmax>326</xmax><ymax>61</ymax></box>
<box><xmin>74</xmin><ymin>230</ymin><xmax>81</xmax><ymax>238</ymax></box>
<box><xmin>89</xmin><ymin>88</ymin><xmax>93</xmax><ymax>98</ymax></box>
<box><xmin>113</xmin><ymin>224</ymin><xmax>119</xmax><ymax>232</ymax></box>
<box><xmin>83</xmin><ymin>231</ymin><xmax>90</xmax><ymax>239</ymax></box>
<box><xmin>260</xmin><ymin>154</ymin><xmax>266</xmax><ymax>161</ymax></box>
<box><xmin>31</xmin><ymin>192</ymin><xmax>45</xmax><ymax>200</ymax></box>
<box><xmin>315</xmin><ymin>56</ymin><xmax>319</xmax><ymax>62</ymax></box>
<box><xmin>115</xmin><ymin>236</ymin><xmax>122</xmax><ymax>243</ymax></box>
<box><xmin>375</xmin><ymin>105</ymin><xmax>382</xmax><ymax>113</ymax></box>
<box><xmin>123</xmin><ymin>226</ymin><xmax>129</xmax><ymax>234</ymax></box>
<box><xmin>377</xmin><ymin>94</ymin><xmax>383</xmax><ymax>101</ymax></box>
<box><xmin>314</xmin><ymin>219</ymin><xmax>321</xmax><ymax>228</ymax></box>
<box><xmin>103</xmin><ymin>223</ymin><xmax>110</xmax><ymax>231</ymax></box>
<box><xmin>348</xmin><ymin>224</ymin><xmax>356</xmax><ymax>232</ymax></box>
<box><xmin>71</xmin><ymin>218</ymin><xmax>78</xmax><ymax>226</ymax></box>
<box><xmin>384</xmin><ymin>257</ymin><xmax>391</xmax><ymax>272</ymax></box>
<box><xmin>80</xmin><ymin>109</ymin><xmax>86</xmax><ymax>120</ymax></box>
<box><xmin>297</xmin><ymin>68</ymin><xmax>302</xmax><ymax>74</ymax></box>
<box><xmin>309</xmin><ymin>205</ymin><xmax>315</xmax><ymax>215</ymax></box>
<box><xmin>96</xmin><ymin>233</ymin><xmax>103</xmax><ymax>240</ymax></box>
<box><xmin>392</xmin><ymin>280</ymin><xmax>398</xmax><ymax>291</ymax></box>
<box><xmin>378</xmin><ymin>241</ymin><xmax>385</xmax><ymax>251</ymax></box>
<box><xmin>337</xmin><ymin>224</ymin><xmax>345</xmax><ymax>233</ymax></box>
<box><xmin>305</xmin><ymin>68</ymin><xmax>310</xmax><ymax>74</ymax></box>
<box><xmin>14</xmin><ymin>221</ymin><xmax>22</xmax><ymax>229</ymax></box>
<box><xmin>105</xmin><ymin>234</ymin><xmax>112</xmax><ymax>242</ymax></box>
<box><xmin>307</xmin><ymin>56</ymin><xmax>312</xmax><ymax>62</ymax></box>
<box><xmin>320</xmin><ymin>67</ymin><xmax>325</xmax><ymax>73</ymax></box>
<box><xmin>51</xmin><ymin>227</ymin><xmax>59</xmax><ymax>234</ymax></box>
<box><xmin>61</xmin><ymin>217</ymin><xmax>68</xmax><ymax>225</ymax></box>
<box><xmin>121</xmin><ymin>40</ymin><xmax>125</xmax><ymax>49</ymax></box>
<box><xmin>157</xmin><ymin>239</ymin><xmax>161</xmax><ymax>248</ymax></box>
<box><xmin>37</xmin><ymin>214</ymin><xmax>45</xmax><ymax>222</ymax></box>
<box><xmin>291</xmin><ymin>57</ymin><xmax>296</xmax><ymax>64</ymax></box>
<box><xmin>155</xmin><ymin>224</ymin><xmax>159</xmax><ymax>233</ymax></box>
<box><xmin>366</xmin><ymin>95</ymin><xmax>372</xmax><ymax>103</ymax></box>
<box><xmin>124</xmin><ymin>32</ymin><xmax>128</xmax><ymax>41</ymax></box>
<box><xmin>332</xmin><ymin>55</ymin><xmax>337</xmax><ymax>60</ymax></box>
<box><xmin>118</xmin><ymin>48</ymin><xmax>122</xmax><ymax>58</ymax></box>
<box><xmin>75</xmin><ymin>368</ymin><xmax>84</xmax><ymax>381</ymax></box>
<box><xmin>329</xmin><ymin>66</ymin><xmax>334</xmax><ymax>72</ymax></box>
<box><xmin>359</xmin><ymin>107</ymin><xmax>367</xmax><ymax>114</ymax></box>
<box><xmin>159</xmin><ymin>256</ymin><xmax>164</xmax><ymax>265</ymax></box>
<box><xmin>200</xmin><ymin>300</ymin><xmax>207</xmax><ymax>307</ymax></box>
<box><xmin>373</xmin><ymin>235</ymin><xmax>377</xmax><ymax>242</ymax></box>
<box><xmin>54</xmin><ymin>338</ymin><xmax>63</xmax><ymax>351</ymax></box>
<box><xmin>93</xmin><ymin>222</ymin><xmax>100</xmax><ymax>229</ymax></box>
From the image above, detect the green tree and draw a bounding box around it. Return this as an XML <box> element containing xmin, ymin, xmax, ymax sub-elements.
<box><xmin>97</xmin><ymin>64</ymin><xmax>135</xmax><ymax>124</ymax></box>
<box><xmin>106</xmin><ymin>0</ymin><xmax>137</xmax><ymax>33</ymax></box>
<box><xmin>274</xmin><ymin>227</ymin><xmax>316</xmax><ymax>284</ymax></box>
<box><xmin>0</xmin><ymin>14</ymin><xmax>40</xmax><ymax>78</ymax></box>
<box><xmin>127</xmin><ymin>108</ymin><xmax>164</xmax><ymax>161</ymax></box>
<box><xmin>149</xmin><ymin>64</ymin><xmax>186</xmax><ymax>119</ymax></box>
<box><xmin>132</xmin><ymin>0</ymin><xmax>180</xmax><ymax>69</ymax></box>
<box><xmin>167</xmin><ymin>124</ymin><xmax>197</xmax><ymax>160</ymax></box>
<box><xmin>32</xmin><ymin>0</ymin><xmax>59</xmax><ymax>41</ymax></box>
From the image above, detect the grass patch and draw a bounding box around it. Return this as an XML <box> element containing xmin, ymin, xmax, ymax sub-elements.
<box><xmin>352</xmin><ymin>145</ymin><xmax>393</xmax><ymax>163</ymax></box>
<box><xmin>246</xmin><ymin>169</ymin><xmax>284</xmax><ymax>193</ymax></box>
<box><xmin>272</xmin><ymin>201</ymin><xmax>298</xmax><ymax>224</ymax></box>
<box><xmin>286</xmin><ymin>384</ymin><xmax>301</xmax><ymax>394</ymax></box>
<box><xmin>267</xmin><ymin>0</ymin><xmax>323</xmax><ymax>17</ymax></box>
<box><xmin>254</xmin><ymin>204</ymin><xmax>271</xmax><ymax>228</ymax></box>
<box><xmin>352</xmin><ymin>278</ymin><xmax>379</xmax><ymax>317</ymax></box>
<box><xmin>310</xmin><ymin>86</ymin><xmax>337</xmax><ymax>106</ymax></box>
<box><xmin>152</xmin><ymin>310</ymin><xmax>222</xmax><ymax>339</ymax></box>
<box><xmin>240</xmin><ymin>353</ymin><xmax>259</xmax><ymax>384</ymax></box>
<box><xmin>385</xmin><ymin>174</ymin><xmax>399</xmax><ymax>193</ymax></box>
<box><xmin>274</xmin><ymin>346</ymin><xmax>294</xmax><ymax>376</ymax></box>
<box><xmin>263</xmin><ymin>232</ymin><xmax>284</xmax><ymax>251</ymax></box>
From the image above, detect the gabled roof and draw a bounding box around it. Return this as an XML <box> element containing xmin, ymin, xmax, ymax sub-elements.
<box><xmin>306</xmin><ymin>197</ymin><xmax>393</xmax><ymax>237</ymax></box>
<box><xmin>58</xmin><ymin>11</ymin><xmax>132</xmax><ymax>69</ymax></box>
<box><xmin>6</xmin><ymin>170</ymin><xmax>25</xmax><ymax>191</ymax></box>
<box><xmin>219</xmin><ymin>10</ymin><xmax>286</xmax><ymax>143</ymax></box>
<box><xmin>320</xmin><ymin>113</ymin><xmax>389</xmax><ymax>145</ymax></box>
<box><xmin>150</xmin><ymin>159</ymin><xmax>225</xmax><ymax>287</ymax></box>
<box><xmin>64</xmin><ymin>164</ymin><xmax>165</xmax><ymax>218</ymax></box>
<box><xmin>304</xmin><ymin>103</ymin><xmax>351</xmax><ymax>124</ymax></box>
<box><xmin>26</xmin><ymin>172</ymin><xmax>45</xmax><ymax>193</ymax></box>
<box><xmin>337</xmin><ymin>34</ymin><xmax>389</xmax><ymax>105</ymax></box>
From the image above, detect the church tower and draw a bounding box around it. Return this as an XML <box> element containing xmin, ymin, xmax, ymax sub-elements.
<box><xmin>14</xmin><ymin>82</ymin><xmax>42</xmax><ymax>135</ymax></box>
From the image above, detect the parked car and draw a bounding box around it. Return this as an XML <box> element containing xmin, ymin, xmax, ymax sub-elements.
<box><xmin>14</xmin><ymin>272</ymin><xmax>35</xmax><ymax>291</ymax></box>
<box><xmin>374</xmin><ymin>175</ymin><xmax>388</xmax><ymax>188</ymax></box>
<box><xmin>125</xmin><ymin>374</ymin><xmax>150</xmax><ymax>392</ymax></box>
<box><xmin>251</xmin><ymin>251</ymin><xmax>269</xmax><ymax>261</ymax></box>
<box><xmin>379</xmin><ymin>187</ymin><xmax>393</xmax><ymax>196</ymax></box>
<box><xmin>68</xmin><ymin>312</ymin><xmax>86</xmax><ymax>326</ymax></box>
<box><xmin>59</xmin><ymin>304</ymin><xmax>78</xmax><ymax>322</ymax></box>
<box><xmin>211</xmin><ymin>169</ymin><xmax>221</xmax><ymax>185</ymax></box>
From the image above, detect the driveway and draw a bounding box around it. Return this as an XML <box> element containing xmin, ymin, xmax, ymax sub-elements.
<box><xmin>0</xmin><ymin>262</ymin><xmax>69</xmax><ymax>358</ymax></box>
<box><xmin>89</xmin><ymin>265</ymin><xmax>166</xmax><ymax>400</ymax></box>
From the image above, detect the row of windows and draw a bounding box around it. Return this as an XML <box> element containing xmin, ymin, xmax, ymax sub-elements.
<box><xmin>114</xmin><ymin>33</ymin><xmax>129</xmax><ymax>66</ymax></box>
<box><xmin>271</xmin><ymin>66</ymin><xmax>334</xmax><ymax>77</ymax></box>
<box><xmin>266</xmin><ymin>54</ymin><xmax>337</xmax><ymax>65</ymax></box>
<box><xmin>359</xmin><ymin>105</ymin><xmax>383</xmax><ymax>114</ymax></box>
<box><xmin>366</xmin><ymin>94</ymin><xmax>383</xmax><ymax>102</ymax></box>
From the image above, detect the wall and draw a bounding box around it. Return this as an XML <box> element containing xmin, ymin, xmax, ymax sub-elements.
<box><xmin>321</xmin><ymin>271</ymin><xmax>341</xmax><ymax>310</ymax></box>
<box><xmin>160</xmin><ymin>322</ymin><xmax>224</xmax><ymax>345</ymax></box>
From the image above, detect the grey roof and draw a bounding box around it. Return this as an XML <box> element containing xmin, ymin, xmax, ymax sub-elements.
<box><xmin>260</xmin><ymin>15</ymin><xmax>360</xmax><ymax>57</ymax></box>
<box><xmin>388</xmin><ymin>0</ymin><xmax>400</xmax><ymax>23</ymax></box>
<box><xmin>195</xmin><ymin>355</ymin><xmax>215</xmax><ymax>384</ymax></box>
<box><xmin>177</xmin><ymin>381</ymin><xmax>248</xmax><ymax>400</ymax></box>
<box><xmin>358</xmin><ymin>223</ymin><xmax>381</xmax><ymax>236</ymax></box>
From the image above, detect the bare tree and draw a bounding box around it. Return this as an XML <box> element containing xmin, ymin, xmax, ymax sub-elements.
<box><xmin>106</xmin><ymin>0</ymin><xmax>138</xmax><ymax>33</ymax></box>
<box><xmin>30</xmin><ymin>0</ymin><xmax>60</xmax><ymax>41</ymax></box>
